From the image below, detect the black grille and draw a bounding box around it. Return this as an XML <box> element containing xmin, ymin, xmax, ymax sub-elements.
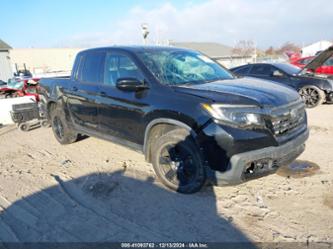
<box><xmin>269</xmin><ymin>102</ymin><xmax>306</xmax><ymax>136</ymax></box>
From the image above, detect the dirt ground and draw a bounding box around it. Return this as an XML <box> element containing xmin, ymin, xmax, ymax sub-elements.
<box><xmin>0</xmin><ymin>105</ymin><xmax>332</xmax><ymax>243</ymax></box>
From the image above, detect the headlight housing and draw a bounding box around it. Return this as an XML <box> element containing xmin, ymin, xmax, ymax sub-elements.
<box><xmin>201</xmin><ymin>103</ymin><xmax>266</xmax><ymax>128</ymax></box>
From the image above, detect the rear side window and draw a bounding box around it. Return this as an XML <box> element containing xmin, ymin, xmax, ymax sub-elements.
<box><xmin>234</xmin><ymin>66</ymin><xmax>250</xmax><ymax>75</ymax></box>
<box><xmin>79</xmin><ymin>52</ymin><xmax>105</xmax><ymax>84</ymax></box>
<box><xmin>324</xmin><ymin>57</ymin><xmax>333</xmax><ymax>66</ymax></box>
<box><xmin>250</xmin><ymin>65</ymin><xmax>273</xmax><ymax>76</ymax></box>
<box><xmin>299</xmin><ymin>58</ymin><xmax>312</xmax><ymax>65</ymax></box>
<box><xmin>104</xmin><ymin>53</ymin><xmax>143</xmax><ymax>86</ymax></box>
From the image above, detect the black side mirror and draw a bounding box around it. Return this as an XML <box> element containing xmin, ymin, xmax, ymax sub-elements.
<box><xmin>116</xmin><ymin>78</ymin><xmax>148</xmax><ymax>91</ymax></box>
<box><xmin>272</xmin><ymin>70</ymin><xmax>284</xmax><ymax>77</ymax></box>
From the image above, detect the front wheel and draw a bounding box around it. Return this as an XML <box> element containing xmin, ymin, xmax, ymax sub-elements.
<box><xmin>50</xmin><ymin>106</ymin><xmax>78</xmax><ymax>144</ymax></box>
<box><xmin>298</xmin><ymin>85</ymin><xmax>325</xmax><ymax>108</ymax></box>
<box><xmin>151</xmin><ymin>129</ymin><xmax>206</xmax><ymax>194</ymax></box>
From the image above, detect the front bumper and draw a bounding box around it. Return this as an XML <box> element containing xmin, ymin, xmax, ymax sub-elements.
<box><xmin>326</xmin><ymin>91</ymin><xmax>333</xmax><ymax>103</ymax></box>
<box><xmin>214</xmin><ymin>129</ymin><xmax>309</xmax><ymax>185</ymax></box>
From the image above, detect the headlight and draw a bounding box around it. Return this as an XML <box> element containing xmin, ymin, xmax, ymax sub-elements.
<box><xmin>201</xmin><ymin>103</ymin><xmax>265</xmax><ymax>128</ymax></box>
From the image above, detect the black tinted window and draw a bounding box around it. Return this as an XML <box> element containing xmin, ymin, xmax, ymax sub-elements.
<box><xmin>234</xmin><ymin>66</ymin><xmax>250</xmax><ymax>75</ymax></box>
<box><xmin>299</xmin><ymin>58</ymin><xmax>312</xmax><ymax>65</ymax></box>
<box><xmin>80</xmin><ymin>52</ymin><xmax>105</xmax><ymax>84</ymax></box>
<box><xmin>104</xmin><ymin>53</ymin><xmax>143</xmax><ymax>86</ymax></box>
<box><xmin>250</xmin><ymin>65</ymin><xmax>273</xmax><ymax>76</ymax></box>
<box><xmin>324</xmin><ymin>57</ymin><xmax>333</xmax><ymax>66</ymax></box>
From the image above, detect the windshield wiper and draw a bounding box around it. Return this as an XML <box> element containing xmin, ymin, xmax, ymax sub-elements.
<box><xmin>174</xmin><ymin>78</ymin><xmax>226</xmax><ymax>86</ymax></box>
<box><xmin>202</xmin><ymin>78</ymin><xmax>225</xmax><ymax>83</ymax></box>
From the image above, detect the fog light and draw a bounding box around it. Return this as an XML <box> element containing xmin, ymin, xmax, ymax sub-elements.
<box><xmin>244</xmin><ymin>158</ymin><xmax>273</xmax><ymax>175</ymax></box>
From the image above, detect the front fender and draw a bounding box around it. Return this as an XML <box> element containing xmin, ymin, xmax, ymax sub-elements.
<box><xmin>297</xmin><ymin>78</ymin><xmax>332</xmax><ymax>92</ymax></box>
<box><xmin>142</xmin><ymin>110</ymin><xmax>210</xmax><ymax>163</ymax></box>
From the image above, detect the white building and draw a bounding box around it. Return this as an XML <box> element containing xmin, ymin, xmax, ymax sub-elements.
<box><xmin>170</xmin><ymin>42</ymin><xmax>254</xmax><ymax>68</ymax></box>
<box><xmin>301</xmin><ymin>40</ymin><xmax>333</xmax><ymax>57</ymax></box>
<box><xmin>10</xmin><ymin>48</ymin><xmax>83</xmax><ymax>76</ymax></box>
<box><xmin>0</xmin><ymin>39</ymin><xmax>13</xmax><ymax>82</ymax></box>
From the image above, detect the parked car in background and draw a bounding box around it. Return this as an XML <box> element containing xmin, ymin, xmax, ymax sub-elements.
<box><xmin>0</xmin><ymin>78</ymin><xmax>40</xmax><ymax>100</ymax></box>
<box><xmin>291</xmin><ymin>56</ymin><xmax>333</xmax><ymax>75</ymax></box>
<box><xmin>291</xmin><ymin>56</ymin><xmax>313</xmax><ymax>68</ymax></box>
<box><xmin>231</xmin><ymin>47</ymin><xmax>333</xmax><ymax>108</ymax></box>
<box><xmin>39</xmin><ymin>46</ymin><xmax>308</xmax><ymax>193</ymax></box>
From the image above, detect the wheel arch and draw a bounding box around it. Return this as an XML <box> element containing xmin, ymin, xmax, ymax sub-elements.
<box><xmin>46</xmin><ymin>97</ymin><xmax>73</xmax><ymax>128</ymax></box>
<box><xmin>143</xmin><ymin>118</ymin><xmax>198</xmax><ymax>163</ymax></box>
<box><xmin>46</xmin><ymin>100</ymin><xmax>57</xmax><ymax>119</ymax></box>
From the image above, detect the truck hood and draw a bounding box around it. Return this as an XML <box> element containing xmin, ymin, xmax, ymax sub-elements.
<box><xmin>174</xmin><ymin>77</ymin><xmax>300</xmax><ymax>107</ymax></box>
<box><xmin>300</xmin><ymin>46</ymin><xmax>333</xmax><ymax>73</ymax></box>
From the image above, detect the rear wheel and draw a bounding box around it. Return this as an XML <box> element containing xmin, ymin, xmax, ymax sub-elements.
<box><xmin>151</xmin><ymin>129</ymin><xmax>206</xmax><ymax>194</ymax></box>
<box><xmin>50</xmin><ymin>106</ymin><xmax>77</xmax><ymax>144</ymax></box>
<box><xmin>298</xmin><ymin>85</ymin><xmax>325</xmax><ymax>108</ymax></box>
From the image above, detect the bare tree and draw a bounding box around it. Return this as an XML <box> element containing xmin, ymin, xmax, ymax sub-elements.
<box><xmin>276</xmin><ymin>42</ymin><xmax>301</xmax><ymax>55</ymax></box>
<box><xmin>265</xmin><ymin>46</ymin><xmax>276</xmax><ymax>56</ymax></box>
<box><xmin>232</xmin><ymin>40</ymin><xmax>255</xmax><ymax>57</ymax></box>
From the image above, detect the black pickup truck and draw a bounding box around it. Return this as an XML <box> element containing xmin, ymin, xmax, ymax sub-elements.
<box><xmin>39</xmin><ymin>46</ymin><xmax>309</xmax><ymax>193</ymax></box>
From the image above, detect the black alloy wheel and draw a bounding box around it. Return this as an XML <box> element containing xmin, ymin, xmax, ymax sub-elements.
<box><xmin>151</xmin><ymin>129</ymin><xmax>206</xmax><ymax>194</ymax></box>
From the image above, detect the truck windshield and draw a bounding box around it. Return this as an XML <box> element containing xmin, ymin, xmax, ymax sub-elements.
<box><xmin>137</xmin><ymin>50</ymin><xmax>234</xmax><ymax>85</ymax></box>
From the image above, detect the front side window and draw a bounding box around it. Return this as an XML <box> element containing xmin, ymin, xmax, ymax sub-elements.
<box><xmin>80</xmin><ymin>52</ymin><xmax>105</xmax><ymax>84</ymax></box>
<box><xmin>250</xmin><ymin>65</ymin><xmax>273</xmax><ymax>76</ymax></box>
<box><xmin>136</xmin><ymin>50</ymin><xmax>233</xmax><ymax>85</ymax></box>
<box><xmin>104</xmin><ymin>53</ymin><xmax>143</xmax><ymax>86</ymax></box>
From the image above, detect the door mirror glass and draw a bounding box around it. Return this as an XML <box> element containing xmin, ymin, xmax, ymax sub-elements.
<box><xmin>116</xmin><ymin>78</ymin><xmax>147</xmax><ymax>91</ymax></box>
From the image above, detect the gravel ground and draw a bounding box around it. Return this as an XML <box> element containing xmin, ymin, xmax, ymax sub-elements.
<box><xmin>0</xmin><ymin>105</ymin><xmax>332</xmax><ymax>243</ymax></box>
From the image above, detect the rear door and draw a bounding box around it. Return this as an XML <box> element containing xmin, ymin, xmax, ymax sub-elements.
<box><xmin>97</xmin><ymin>51</ymin><xmax>149</xmax><ymax>145</ymax></box>
<box><xmin>67</xmin><ymin>51</ymin><xmax>105</xmax><ymax>131</ymax></box>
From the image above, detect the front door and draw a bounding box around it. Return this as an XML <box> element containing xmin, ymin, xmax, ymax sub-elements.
<box><xmin>249</xmin><ymin>64</ymin><xmax>293</xmax><ymax>88</ymax></box>
<box><xmin>97</xmin><ymin>51</ymin><xmax>150</xmax><ymax>145</ymax></box>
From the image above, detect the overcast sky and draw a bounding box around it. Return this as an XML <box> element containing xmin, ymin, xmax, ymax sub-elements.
<box><xmin>2</xmin><ymin>0</ymin><xmax>333</xmax><ymax>49</ymax></box>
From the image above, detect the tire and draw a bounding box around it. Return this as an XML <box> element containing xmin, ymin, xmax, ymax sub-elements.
<box><xmin>298</xmin><ymin>85</ymin><xmax>325</xmax><ymax>108</ymax></box>
<box><xmin>40</xmin><ymin>120</ymin><xmax>50</xmax><ymax>128</ymax></box>
<box><xmin>151</xmin><ymin>129</ymin><xmax>206</xmax><ymax>194</ymax></box>
<box><xmin>18</xmin><ymin>123</ymin><xmax>29</xmax><ymax>132</ymax></box>
<box><xmin>50</xmin><ymin>106</ymin><xmax>77</xmax><ymax>144</ymax></box>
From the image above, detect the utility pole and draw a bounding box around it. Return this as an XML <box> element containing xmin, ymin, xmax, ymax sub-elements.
<box><xmin>141</xmin><ymin>23</ymin><xmax>149</xmax><ymax>45</ymax></box>
<box><xmin>253</xmin><ymin>40</ymin><xmax>257</xmax><ymax>63</ymax></box>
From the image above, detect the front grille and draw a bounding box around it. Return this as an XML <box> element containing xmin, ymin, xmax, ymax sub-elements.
<box><xmin>268</xmin><ymin>100</ymin><xmax>306</xmax><ymax>137</ymax></box>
